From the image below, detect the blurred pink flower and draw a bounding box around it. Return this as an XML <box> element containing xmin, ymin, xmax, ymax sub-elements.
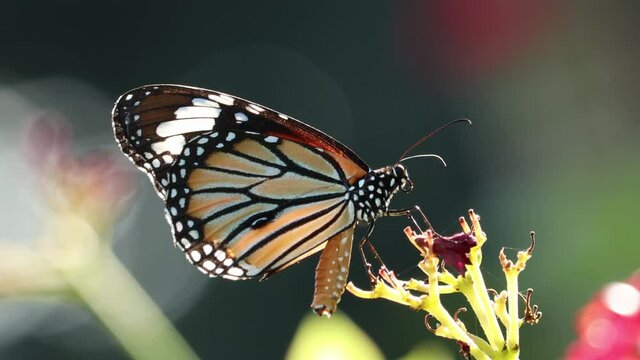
<box><xmin>0</xmin><ymin>110</ymin><xmax>198</xmax><ymax>360</ymax></box>
<box><xmin>565</xmin><ymin>273</ymin><xmax>640</xmax><ymax>360</ymax></box>
<box><xmin>23</xmin><ymin>112</ymin><xmax>136</xmax><ymax>227</ymax></box>
<box><xmin>394</xmin><ymin>0</ymin><xmax>561</xmax><ymax>81</ymax></box>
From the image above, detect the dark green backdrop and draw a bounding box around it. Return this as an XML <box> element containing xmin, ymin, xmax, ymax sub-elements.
<box><xmin>1</xmin><ymin>1</ymin><xmax>639</xmax><ymax>359</ymax></box>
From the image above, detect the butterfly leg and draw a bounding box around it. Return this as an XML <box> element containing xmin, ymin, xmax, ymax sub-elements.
<box><xmin>358</xmin><ymin>222</ymin><xmax>385</xmax><ymax>286</ymax></box>
<box><xmin>387</xmin><ymin>205</ymin><xmax>434</xmax><ymax>234</ymax></box>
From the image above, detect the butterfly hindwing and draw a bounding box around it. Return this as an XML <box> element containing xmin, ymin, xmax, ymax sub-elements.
<box><xmin>165</xmin><ymin>129</ymin><xmax>357</xmax><ymax>279</ymax></box>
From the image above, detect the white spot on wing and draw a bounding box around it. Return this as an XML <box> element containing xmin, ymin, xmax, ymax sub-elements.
<box><xmin>156</xmin><ymin>119</ymin><xmax>216</xmax><ymax>137</ymax></box>
<box><xmin>190</xmin><ymin>250</ymin><xmax>202</xmax><ymax>262</ymax></box>
<box><xmin>251</xmin><ymin>104</ymin><xmax>264</xmax><ymax>112</ymax></box>
<box><xmin>162</xmin><ymin>154</ymin><xmax>173</xmax><ymax>163</ymax></box>
<box><xmin>235</xmin><ymin>112</ymin><xmax>248</xmax><ymax>122</ymax></box>
<box><xmin>192</xmin><ymin>98</ymin><xmax>220</xmax><ymax>107</ymax></box>
<box><xmin>203</xmin><ymin>244</ymin><xmax>213</xmax><ymax>255</ymax></box>
<box><xmin>125</xmin><ymin>94</ymin><xmax>133</xmax><ymax>100</ymax></box>
<box><xmin>151</xmin><ymin>135</ymin><xmax>186</xmax><ymax>155</ymax></box>
<box><xmin>228</xmin><ymin>267</ymin><xmax>244</xmax><ymax>277</ymax></box>
<box><xmin>246</xmin><ymin>104</ymin><xmax>264</xmax><ymax>114</ymax></box>
<box><xmin>264</xmin><ymin>136</ymin><xmax>278</xmax><ymax>143</ymax></box>
<box><xmin>208</xmin><ymin>93</ymin><xmax>234</xmax><ymax>106</ymax></box>
<box><xmin>174</xmin><ymin>106</ymin><xmax>221</xmax><ymax>120</ymax></box>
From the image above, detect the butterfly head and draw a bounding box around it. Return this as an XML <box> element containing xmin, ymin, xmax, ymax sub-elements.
<box><xmin>351</xmin><ymin>164</ymin><xmax>414</xmax><ymax>223</ymax></box>
<box><xmin>394</xmin><ymin>163</ymin><xmax>413</xmax><ymax>193</ymax></box>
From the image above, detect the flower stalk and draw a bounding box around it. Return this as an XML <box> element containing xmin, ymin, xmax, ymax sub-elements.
<box><xmin>347</xmin><ymin>210</ymin><xmax>541</xmax><ymax>359</ymax></box>
<box><xmin>0</xmin><ymin>115</ymin><xmax>199</xmax><ymax>360</ymax></box>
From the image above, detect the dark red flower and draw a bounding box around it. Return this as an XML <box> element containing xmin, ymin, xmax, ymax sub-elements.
<box><xmin>412</xmin><ymin>230</ymin><xmax>477</xmax><ymax>275</ymax></box>
<box><xmin>565</xmin><ymin>273</ymin><xmax>640</xmax><ymax>360</ymax></box>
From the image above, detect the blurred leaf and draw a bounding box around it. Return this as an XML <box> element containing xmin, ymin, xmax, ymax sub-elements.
<box><xmin>285</xmin><ymin>313</ymin><xmax>384</xmax><ymax>360</ymax></box>
<box><xmin>399</xmin><ymin>341</ymin><xmax>455</xmax><ymax>360</ymax></box>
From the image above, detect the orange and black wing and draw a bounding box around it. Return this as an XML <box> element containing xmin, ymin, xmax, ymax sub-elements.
<box><xmin>112</xmin><ymin>84</ymin><xmax>368</xmax><ymax>280</ymax></box>
<box><xmin>112</xmin><ymin>84</ymin><xmax>368</xmax><ymax>199</ymax></box>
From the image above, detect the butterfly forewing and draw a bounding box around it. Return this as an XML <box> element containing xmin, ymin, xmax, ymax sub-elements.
<box><xmin>112</xmin><ymin>85</ymin><xmax>368</xmax><ymax>199</ymax></box>
<box><xmin>112</xmin><ymin>85</ymin><xmax>368</xmax><ymax>281</ymax></box>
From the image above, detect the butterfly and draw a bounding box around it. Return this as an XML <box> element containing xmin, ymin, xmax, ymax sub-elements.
<box><xmin>112</xmin><ymin>84</ymin><xmax>454</xmax><ymax>316</ymax></box>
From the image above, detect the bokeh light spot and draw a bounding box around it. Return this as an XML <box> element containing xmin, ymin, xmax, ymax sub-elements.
<box><xmin>603</xmin><ymin>282</ymin><xmax>640</xmax><ymax>317</ymax></box>
<box><xmin>585</xmin><ymin>318</ymin><xmax>614</xmax><ymax>350</ymax></box>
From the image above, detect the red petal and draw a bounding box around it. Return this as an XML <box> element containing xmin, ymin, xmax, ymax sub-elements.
<box><xmin>432</xmin><ymin>232</ymin><xmax>477</xmax><ymax>275</ymax></box>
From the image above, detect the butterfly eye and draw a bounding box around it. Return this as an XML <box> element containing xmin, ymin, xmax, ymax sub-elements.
<box><xmin>400</xmin><ymin>178</ymin><xmax>414</xmax><ymax>192</ymax></box>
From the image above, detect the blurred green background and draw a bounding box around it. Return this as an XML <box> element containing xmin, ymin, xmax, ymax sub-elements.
<box><xmin>1</xmin><ymin>1</ymin><xmax>638</xmax><ymax>359</ymax></box>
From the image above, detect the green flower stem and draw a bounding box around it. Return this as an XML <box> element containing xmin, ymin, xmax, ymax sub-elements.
<box><xmin>39</xmin><ymin>213</ymin><xmax>199</xmax><ymax>360</ymax></box>
<box><xmin>505</xmin><ymin>271</ymin><xmax>520</xmax><ymax>351</ymax></box>
<box><xmin>465</xmin><ymin>212</ymin><xmax>506</xmax><ymax>351</ymax></box>
<box><xmin>422</xmin><ymin>258</ymin><xmax>491</xmax><ymax>360</ymax></box>
<box><xmin>464</xmin><ymin>262</ymin><xmax>505</xmax><ymax>350</ymax></box>
<box><xmin>56</xmin><ymin>245</ymin><xmax>199</xmax><ymax>360</ymax></box>
<box><xmin>405</xmin><ymin>279</ymin><xmax>458</xmax><ymax>294</ymax></box>
<box><xmin>493</xmin><ymin>291</ymin><xmax>510</xmax><ymax>328</ymax></box>
<box><xmin>0</xmin><ymin>243</ymin><xmax>70</xmax><ymax>299</ymax></box>
<box><xmin>466</xmin><ymin>332</ymin><xmax>495</xmax><ymax>356</ymax></box>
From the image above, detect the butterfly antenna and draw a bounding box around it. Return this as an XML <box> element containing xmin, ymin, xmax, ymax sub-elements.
<box><xmin>399</xmin><ymin>154</ymin><xmax>447</xmax><ymax>167</ymax></box>
<box><xmin>397</xmin><ymin>118</ymin><xmax>472</xmax><ymax>162</ymax></box>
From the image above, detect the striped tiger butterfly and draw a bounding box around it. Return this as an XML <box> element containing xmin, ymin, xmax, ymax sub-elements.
<box><xmin>112</xmin><ymin>84</ymin><xmax>462</xmax><ymax>316</ymax></box>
